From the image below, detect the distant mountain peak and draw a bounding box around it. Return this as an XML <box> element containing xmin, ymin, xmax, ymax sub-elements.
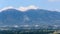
<box><xmin>0</xmin><ymin>6</ymin><xmax>17</xmax><ymax>12</ymax></box>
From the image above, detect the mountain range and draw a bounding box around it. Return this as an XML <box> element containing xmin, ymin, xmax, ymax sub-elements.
<box><xmin>0</xmin><ymin>8</ymin><xmax>60</xmax><ymax>27</ymax></box>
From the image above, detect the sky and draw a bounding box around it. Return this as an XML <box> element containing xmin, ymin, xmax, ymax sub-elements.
<box><xmin>0</xmin><ymin>0</ymin><xmax>60</xmax><ymax>11</ymax></box>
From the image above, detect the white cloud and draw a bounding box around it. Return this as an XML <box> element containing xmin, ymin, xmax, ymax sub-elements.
<box><xmin>18</xmin><ymin>7</ymin><xmax>28</xmax><ymax>11</ymax></box>
<box><xmin>0</xmin><ymin>5</ymin><xmax>39</xmax><ymax>12</ymax></box>
<box><xmin>51</xmin><ymin>9</ymin><xmax>60</xmax><ymax>12</ymax></box>
<box><xmin>0</xmin><ymin>6</ymin><xmax>14</xmax><ymax>12</ymax></box>
<box><xmin>18</xmin><ymin>5</ymin><xmax>39</xmax><ymax>12</ymax></box>
<box><xmin>55</xmin><ymin>9</ymin><xmax>60</xmax><ymax>11</ymax></box>
<box><xmin>0</xmin><ymin>6</ymin><xmax>60</xmax><ymax>12</ymax></box>
<box><xmin>48</xmin><ymin>0</ymin><xmax>60</xmax><ymax>2</ymax></box>
<box><xmin>28</xmin><ymin>5</ymin><xmax>39</xmax><ymax>9</ymax></box>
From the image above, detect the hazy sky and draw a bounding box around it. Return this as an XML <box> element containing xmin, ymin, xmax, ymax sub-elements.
<box><xmin>0</xmin><ymin>0</ymin><xmax>60</xmax><ymax>11</ymax></box>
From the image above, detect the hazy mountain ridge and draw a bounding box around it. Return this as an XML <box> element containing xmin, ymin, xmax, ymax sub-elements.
<box><xmin>0</xmin><ymin>9</ymin><xmax>60</xmax><ymax>26</ymax></box>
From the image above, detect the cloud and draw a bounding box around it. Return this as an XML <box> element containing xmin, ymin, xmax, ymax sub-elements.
<box><xmin>0</xmin><ymin>5</ymin><xmax>60</xmax><ymax>12</ymax></box>
<box><xmin>48</xmin><ymin>0</ymin><xmax>60</xmax><ymax>2</ymax></box>
<box><xmin>18</xmin><ymin>5</ymin><xmax>39</xmax><ymax>12</ymax></box>
<box><xmin>50</xmin><ymin>9</ymin><xmax>60</xmax><ymax>12</ymax></box>
<box><xmin>0</xmin><ymin>6</ymin><xmax>14</xmax><ymax>12</ymax></box>
<box><xmin>0</xmin><ymin>5</ymin><xmax>39</xmax><ymax>12</ymax></box>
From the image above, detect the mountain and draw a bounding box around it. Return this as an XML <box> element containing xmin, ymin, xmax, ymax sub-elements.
<box><xmin>0</xmin><ymin>9</ymin><xmax>60</xmax><ymax>26</ymax></box>
<box><xmin>25</xmin><ymin>9</ymin><xmax>60</xmax><ymax>25</ymax></box>
<box><xmin>0</xmin><ymin>9</ymin><xmax>24</xmax><ymax>26</ymax></box>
